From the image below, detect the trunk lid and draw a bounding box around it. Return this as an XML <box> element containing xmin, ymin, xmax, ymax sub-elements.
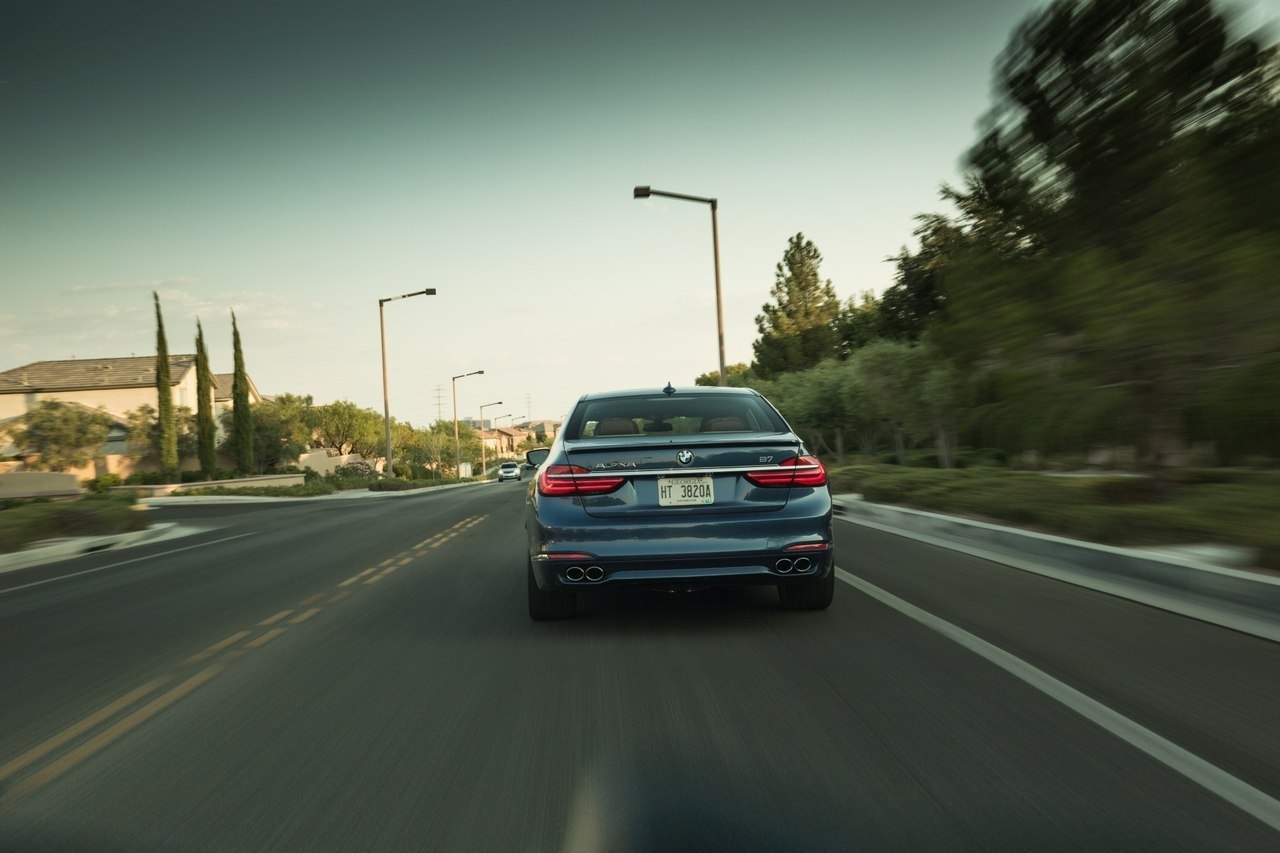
<box><xmin>563</xmin><ymin>433</ymin><xmax>803</xmax><ymax>518</ymax></box>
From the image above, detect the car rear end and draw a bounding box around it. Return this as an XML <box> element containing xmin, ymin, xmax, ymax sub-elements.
<box><xmin>525</xmin><ymin>388</ymin><xmax>833</xmax><ymax>618</ymax></box>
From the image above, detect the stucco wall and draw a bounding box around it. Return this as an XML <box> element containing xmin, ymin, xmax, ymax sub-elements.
<box><xmin>0</xmin><ymin>370</ymin><xmax>202</xmax><ymax>421</ymax></box>
<box><xmin>0</xmin><ymin>471</ymin><xmax>82</xmax><ymax>498</ymax></box>
<box><xmin>296</xmin><ymin>451</ymin><xmax>372</xmax><ymax>476</ymax></box>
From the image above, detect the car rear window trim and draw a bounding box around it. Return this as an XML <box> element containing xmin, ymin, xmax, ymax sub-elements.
<box><xmin>544</xmin><ymin>463</ymin><xmax>820</xmax><ymax>479</ymax></box>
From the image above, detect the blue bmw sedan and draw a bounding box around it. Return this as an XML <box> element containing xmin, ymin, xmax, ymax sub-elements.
<box><xmin>524</xmin><ymin>386</ymin><xmax>834</xmax><ymax>620</ymax></box>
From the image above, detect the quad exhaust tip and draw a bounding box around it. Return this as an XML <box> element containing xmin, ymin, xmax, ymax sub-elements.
<box><xmin>775</xmin><ymin>558</ymin><xmax>793</xmax><ymax>574</ymax></box>
<box><xmin>565</xmin><ymin>566</ymin><xmax>605</xmax><ymax>582</ymax></box>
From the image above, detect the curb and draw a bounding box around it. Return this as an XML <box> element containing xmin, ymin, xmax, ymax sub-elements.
<box><xmin>0</xmin><ymin>523</ymin><xmax>179</xmax><ymax>576</ymax></box>
<box><xmin>832</xmin><ymin>495</ymin><xmax>1280</xmax><ymax>643</ymax></box>
<box><xmin>141</xmin><ymin>479</ymin><xmax>491</xmax><ymax>506</ymax></box>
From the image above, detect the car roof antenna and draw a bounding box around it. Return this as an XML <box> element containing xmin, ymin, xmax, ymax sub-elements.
<box><xmin>663</xmin><ymin>382</ymin><xmax>676</xmax><ymax>396</ymax></box>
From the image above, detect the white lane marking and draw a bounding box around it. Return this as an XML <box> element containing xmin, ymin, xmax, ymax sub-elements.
<box><xmin>0</xmin><ymin>533</ymin><xmax>258</xmax><ymax>596</ymax></box>
<box><xmin>835</xmin><ymin>567</ymin><xmax>1280</xmax><ymax>833</ymax></box>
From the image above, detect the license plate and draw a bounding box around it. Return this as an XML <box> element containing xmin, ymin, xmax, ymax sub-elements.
<box><xmin>657</xmin><ymin>476</ymin><xmax>714</xmax><ymax>506</ymax></box>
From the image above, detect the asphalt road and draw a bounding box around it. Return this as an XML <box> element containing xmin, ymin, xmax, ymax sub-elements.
<box><xmin>0</xmin><ymin>483</ymin><xmax>1277</xmax><ymax>851</ymax></box>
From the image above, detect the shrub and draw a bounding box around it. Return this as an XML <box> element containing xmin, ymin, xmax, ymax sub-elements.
<box><xmin>1076</xmin><ymin>476</ymin><xmax>1163</xmax><ymax>505</ymax></box>
<box><xmin>391</xmin><ymin>462</ymin><xmax>413</xmax><ymax>479</ymax></box>
<box><xmin>323</xmin><ymin>461</ymin><xmax>379</xmax><ymax>491</ymax></box>
<box><xmin>84</xmin><ymin>473</ymin><xmax>123</xmax><ymax>493</ymax></box>
<box><xmin>124</xmin><ymin>470</ymin><xmax>166</xmax><ymax>486</ymax></box>
<box><xmin>177</xmin><ymin>482</ymin><xmax>336</xmax><ymax>498</ymax></box>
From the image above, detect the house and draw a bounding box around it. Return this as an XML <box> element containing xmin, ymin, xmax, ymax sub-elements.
<box><xmin>0</xmin><ymin>356</ymin><xmax>261</xmax><ymax>478</ymax></box>
<box><xmin>0</xmin><ymin>355</ymin><xmax>202</xmax><ymax>423</ymax></box>
<box><xmin>519</xmin><ymin>420</ymin><xmax>561</xmax><ymax>442</ymax></box>
<box><xmin>212</xmin><ymin>372</ymin><xmax>264</xmax><ymax>418</ymax></box>
<box><xmin>479</xmin><ymin>426</ymin><xmax>530</xmax><ymax>456</ymax></box>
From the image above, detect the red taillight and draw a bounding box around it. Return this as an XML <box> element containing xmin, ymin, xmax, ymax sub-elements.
<box><xmin>537</xmin><ymin>464</ymin><xmax>625</xmax><ymax>496</ymax></box>
<box><xmin>784</xmin><ymin>542</ymin><xmax>831</xmax><ymax>552</ymax></box>
<box><xmin>745</xmin><ymin>455</ymin><xmax>827</xmax><ymax>488</ymax></box>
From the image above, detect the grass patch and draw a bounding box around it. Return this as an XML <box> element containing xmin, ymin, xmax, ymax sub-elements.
<box><xmin>0</xmin><ymin>494</ymin><xmax>148</xmax><ymax>554</ymax></box>
<box><xmin>828</xmin><ymin>465</ymin><xmax>1280</xmax><ymax>569</ymax></box>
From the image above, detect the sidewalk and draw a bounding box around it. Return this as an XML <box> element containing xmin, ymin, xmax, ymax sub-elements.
<box><xmin>0</xmin><ymin>522</ymin><xmax>181</xmax><ymax>576</ymax></box>
<box><xmin>143</xmin><ymin>479</ymin><xmax>490</xmax><ymax>506</ymax></box>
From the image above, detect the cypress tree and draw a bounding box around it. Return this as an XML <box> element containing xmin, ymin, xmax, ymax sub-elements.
<box><xmin>231</xmin><ymin>311</ymin><xmax>254</xmax><ymax>473</ymax></box>
<box><xmin>195</xmin><ymin>319</ymin><xmax>217</xmax><ymax>476</ymax></box>
<box><xmin>154</xmin><ymin>292</ymin><xmax>178</xmax><ymax>480</ymax></box>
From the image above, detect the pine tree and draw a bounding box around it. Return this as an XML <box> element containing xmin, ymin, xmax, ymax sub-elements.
<box><xmin>195</xmin><ymin>319</ymin><xmax>217</xmax><ymax>476</ymax></box>
<box><xmin>154</xmin><ymin>292</ymin><xmax>179</xmax><ymax>480</ymax></box>
<box><xmin>231</xmin><ymin>311</ymin><xmax>255</xmax><ymax>473</ymax></box>
<box><xmin>752</xmin><ymin>233</ymin><xmax>841</xmax><ymax>378</ymax></box>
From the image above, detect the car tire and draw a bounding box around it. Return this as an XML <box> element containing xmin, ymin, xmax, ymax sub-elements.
<box><xmin>778</xmin><ymin>568</ymin><xmax>835</xmax><ymax>611</ymax></box>
<box><xmin>528</xmin><ymin>558</ymin><xmax>577</xmax><ymax>620</ymax></box>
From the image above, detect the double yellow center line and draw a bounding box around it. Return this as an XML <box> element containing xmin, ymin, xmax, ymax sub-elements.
<box><xmin>0</xmin><ymin>512</ymin><xmax>491</xmax><ymax>801</ymax></box>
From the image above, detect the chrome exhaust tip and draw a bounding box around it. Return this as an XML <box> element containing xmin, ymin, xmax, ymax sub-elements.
<box><xmin>565</xmin><ymin>566</ymin><xmax>585</xmax><ymax>582</ymax></box>
<box><xmin>794</xmin><ymin>557</ymin><xmax>811</xmax><ymax>572</ymax></box>
<box><xmin>775</xmin><ymin>558</ymin><xmax>793</xmax><ymax>574</ymax></box>
<box><xmin>585</xmin><ymin>566</ymin><xmax>604</xmax><ymax>582</ymax></box>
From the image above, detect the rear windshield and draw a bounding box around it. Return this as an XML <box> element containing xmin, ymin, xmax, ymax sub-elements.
<box><xmin>565</xmin><ymin>392</ymin><xmax>788</xmax><ymax>439</ymax></box>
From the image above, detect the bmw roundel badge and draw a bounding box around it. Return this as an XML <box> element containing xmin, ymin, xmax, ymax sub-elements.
<box><xmin>676</xmin><ymin>450</ymin><xmax>694</xmax><ymax>465</ymax></box>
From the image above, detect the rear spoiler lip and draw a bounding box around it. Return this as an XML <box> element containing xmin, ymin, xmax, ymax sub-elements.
<box><xmin>546</xmin><ymin>463</ymin><xmax>820</xmax><ymax>479</ymax></box>
<box><xmin>562</xmin><ymin>432</ymin><xmax>800</xmax><ymax>452</ymax></box>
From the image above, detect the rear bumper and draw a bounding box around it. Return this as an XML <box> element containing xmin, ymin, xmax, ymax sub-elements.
<box><xmin>527</xmin><ymin>487</ymin><xmax>833</xmax><ymax>591</ymax></box>
<box><xmin>530</xmin><ymin>549</ymin><xmax>833</xmax><ymax>591</ymax></box>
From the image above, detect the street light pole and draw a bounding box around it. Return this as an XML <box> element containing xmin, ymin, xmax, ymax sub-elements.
<box><xmin>452</xmin><ymin>370</ymin><xmax>483</xmax><ymax>477</ymax></box>
<box><xmin>379</xmin><ymin>288</ymin><xmax>436</xmax><ymax>476</ymax></box>
<box><xmin>478</xmin><ymin>400</ymin><xmax>503</xmax><ymax>478</ymax></box>
<box><xmin>634</xmin><ymin>186</ymin><xmax>726</xmax><ymax>385</ymax></box>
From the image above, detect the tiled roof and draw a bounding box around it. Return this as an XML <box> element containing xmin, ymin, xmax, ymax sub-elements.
<box><xmin>0</xmin><ymin>355</ymin><xmax>197</xmax><ymax>393</ymax></box>
<box><xmin>212</xmin><ymin>372</ymin><xmax>263</xmax><ymax>403</ymax></box>
<box><xmin>213</xmin><ymin>373</ymin><xmax>234</xmax><ymax>401</ymax></box>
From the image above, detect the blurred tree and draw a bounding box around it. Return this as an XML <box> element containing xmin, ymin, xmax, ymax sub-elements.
<box><xmin>124</xmin><ymin>404</ymin><xmax>197</xmax><ymax>463</ymax></box>
<box><xmin>974</xmin><ymin>0</ymin><xmax>1275</xmax><ymax>256</ymax></box>
<box><xmin>927</xmin><ymin>0</ymin><xmax>1280</xmax><ymax>468</ymax></box>
<box><xmin>124</xmin><ymin>405</ymin><xmax>158</xmax><ymax>460</ymax></box>
<box><xmin>153</xmin><ymin>293</ymin><xmax>178</xmax><ymax>480</ymax></box>
<box><xmin>13</xmin><ymin>401</ymin><xmax>113</xmax><ymax>472</ymax></box>
<box><xmin>694</xmin><ymin>363</ymin><xmax>751</xmax><ymax>387</ymax></box>
<box><xmin>194</xmin><ymin>319</ymin><xmax>216</xmax><ymax>476</ymax></box>
<box><xmin>834</xmin><ymin>291</ymin><xmax>882</xmax><ymax>355</ymax></box>
<box><xmin>231</xmin><ymin>311</ymin><xmax>254</xmax><ymax>473</ymax></box>
<box><xmin>752</xmin><ymin>234</ymin><xmax>841</xmax><ymax>377</ymax></box>
<box><xmin>849</xmin><ymin>340</ymin><xmax>931</xmax><ymax>466</ymax></box>
<box><xmin>226</xmin><ymin>393</ymin><xmax>318</xmax><ymax>473</ymax></box>
<box><xmin>316</xmin><ymin>400</ymin><xmax>380</xmax><ymax>457</ymax></box>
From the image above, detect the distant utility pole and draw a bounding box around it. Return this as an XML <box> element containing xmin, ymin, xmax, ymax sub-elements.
<box><xmin>525</xmin><ymin>394</ymin><xmax>533</xmax><ymax>422</ymax></box>
<box><xmin>434</xmin><ymin>385</ymin><xmax>446</xmax><ymax>423</ymax></box>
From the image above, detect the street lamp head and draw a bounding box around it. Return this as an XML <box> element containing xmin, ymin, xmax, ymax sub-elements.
<box><xmin>422</xmin><ymin>288</ymin><xmax>437</xmax><ymax>296</ymax></box>
<box><xmin>633</xmin><ymin>186</ymin><xmax>651</xmax><ymax>199</ymax></box>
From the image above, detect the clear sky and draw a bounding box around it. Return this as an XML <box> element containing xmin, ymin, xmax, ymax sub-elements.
<box><xmin>3</xmin><ymin>0</ymin><xmax>1275</xmax><ymax>424</ymax></box>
